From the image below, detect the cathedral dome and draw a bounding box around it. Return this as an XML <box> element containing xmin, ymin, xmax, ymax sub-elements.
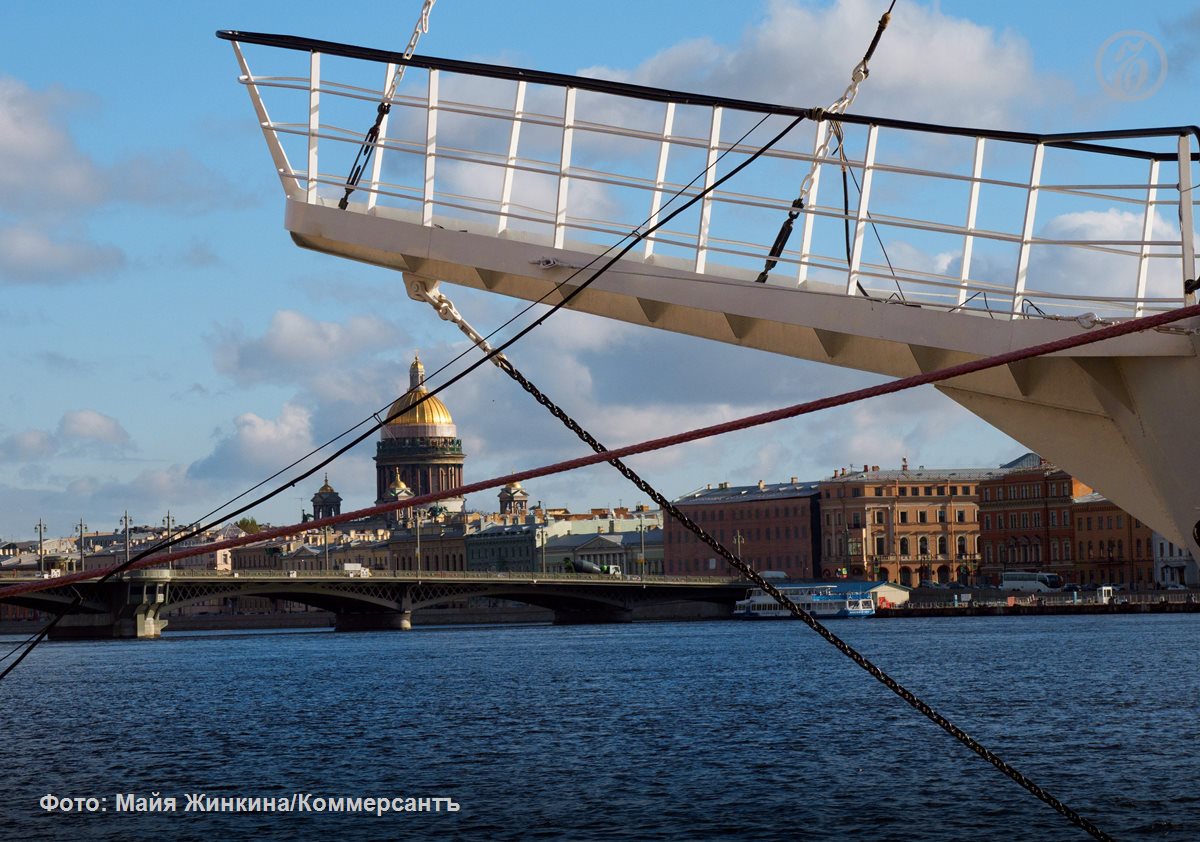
<box><xmin>385</xmin><ymin>387</ymin><xmax>454</xmax><ymax>427</ymax></box>
<box><xmin>385</xmin><ymin>353</ymin><xmax>455</xmax><ymax>429</ymax></box>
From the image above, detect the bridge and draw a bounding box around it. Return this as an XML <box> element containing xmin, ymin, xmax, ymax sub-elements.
<box><xmin>0</xmin><ymin>570</ymin><xmax>748</xmax><ymax>639</ymax></box>
<box><xmin>218</xmin><ymin>31</ymin><xmax>1200</xmax><ymax>561</ymax></box>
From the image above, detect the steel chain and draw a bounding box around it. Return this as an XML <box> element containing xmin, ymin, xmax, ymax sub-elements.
<box><xmin>496</xmin><ymin>356</ymin><xmax>1113</xmax><ymax>842</ymax></box>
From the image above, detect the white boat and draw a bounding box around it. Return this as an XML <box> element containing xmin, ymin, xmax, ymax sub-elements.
<box><xmin>735</xmin><ymin>584</ymin><xmax>875</xmax><ymax>619</ymax></box>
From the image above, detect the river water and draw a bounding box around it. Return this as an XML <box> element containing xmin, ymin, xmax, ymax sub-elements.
<box><xmin>1</xmin><ymin>614</ymin><xmax>1196</xmax><ymax>841</ymax></box>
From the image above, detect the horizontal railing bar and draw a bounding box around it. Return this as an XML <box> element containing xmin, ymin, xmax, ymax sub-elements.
<box><xmin>219</xmin><ymin>29</ymin><xmax>1200</xmax><ymax>161</ymax></box>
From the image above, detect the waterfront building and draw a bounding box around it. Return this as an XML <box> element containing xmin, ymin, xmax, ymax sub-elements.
<box><xmin>1071</xmin><ymin>493</ymin><xmax>1154</xmax><ymax>588</ymax></box>
<box><xmin>664</xmin><ymin>479</ymin><xmax>819</xmax><ymax>578</ymax></box>
<box><xmin>374</xmin><ymin>354</ymin><xmax>466</xmax><ymax>520</ymax></box>
<box><xmin>977</xmin><ymin>454</ymin><xmax>1091</xmax><ymax>586</ymax></box>
<box><xmin>1151</xmin><ymin>532</ymin><xmax>1197</xmax><ymax>587</ymax></box>
<box><xmin>818</xmin><ymin>460</ymin><xmax>993</xmax><ymax>587</ymax></box>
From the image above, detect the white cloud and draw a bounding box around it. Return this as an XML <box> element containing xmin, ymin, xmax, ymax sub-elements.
<box><xmin>0</xmin><ymin>77</ymin><xmax>106</xmax><ymax>212</ymax></box>
<box><xmin>0</xmin><ymin>410</ymin><xmax>132</xmax><ymax>461</ymax></box>
<box><xmin>581</xmin><ymin>0</ymin><xmax>1062</xmax><ymax>128</ymax></box>
<box><xmin>0</xmin><ymin>223</ymin><xmax>124</xmax><ymax>285</ymax></box>
<box><xmin>57</xmin><ymin>410</ymin><xmax>132</xmax><ymax>448</ymax></box>
<box><xmin>212</xmin><ymin>310</ymin><xmax>407</xmax><ymax>385</ymax></box>
<box><xmin>187</xmin><ymin>403</ymin><xmax>316</xmax><ymax>482</ymax></box>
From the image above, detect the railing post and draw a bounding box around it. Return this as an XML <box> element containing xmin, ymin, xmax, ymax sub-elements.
<box><xmin>497</xmin><ymin>80</ymin><xmax>527</xmax><ymax>235</ymax></box>
<box><xmin>366</xmin><ymin>62</ymin><xmax>397</xmax><ymax>214</ymax></box>
<box><xmin>306</xmin><ymin>51</ymin><xmax>321</xmax><ymax>204</ymax></box>
<box><xmin>958</xmin><ymin>136</ymin><xmax>986</xmax><ymax>305</ymax></box>
<box><xmin>1134</xmin><ymin>158</ymin><xmax>1160</xmax><ymax>316</ymax></box>
<box><xmin>796</xmin><ymin>121</ymin><xmax>828</xmax><ymax>286</ymax></box>
<box><xmin>1179</xmin><ymin>134</ymin><xmax>1197</xmax><ymax>304</ymax></box>
<box><xmin>695</xmin><ymin>105</ymin><xmax>722</xmax><ymax>274</ymax></box>
<box><xmin>644</xmin><ymin>101</ymin><xmax>676</xmax><ymax>260</ymax></box>
<box><xmin>553</xmin><ymin>87</ymin><xmax>576</xmax><ymax>249</ymax></box>
<box><xmin>1011</xmin><ymin>142</ymin><xmax>1045</xmax><ymax>316</ymax></box>
<box><xmin>845</xmin><ymin>124</ymin><xmax>879</xmax><ymax>296</ymax></box>
<box><xmin>422</xmin><ymin>69</ymin><xmax>439</xmax><ymax>227</ymax></box>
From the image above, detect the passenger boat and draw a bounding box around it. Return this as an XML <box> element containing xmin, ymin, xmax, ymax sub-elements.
<box><xmin>734</xmin><ymin>585</ymin><xmax>875</xmax><ymax>619</ymax></box>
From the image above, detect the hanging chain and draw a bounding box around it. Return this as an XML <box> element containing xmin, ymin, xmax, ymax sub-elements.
<box><xmin>409</xmin><ymin>276</ymin><xmax>1114</xmax><ymax>841</ymax></box>
<box><xmin>756</xmin><ymin>0</ymin><xmax>895</xmax><ymax>283</ymax></box>
<box><xmin>339</xmin><ymin>0</ymin><xmax>438</xmax><ymax>210</ymax></box>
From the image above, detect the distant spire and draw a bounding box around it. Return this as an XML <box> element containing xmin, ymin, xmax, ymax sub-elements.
<box><xmin>410</xmin><ymin>353</ymin><xmax>425</xmax><ymax>389</ymax></box>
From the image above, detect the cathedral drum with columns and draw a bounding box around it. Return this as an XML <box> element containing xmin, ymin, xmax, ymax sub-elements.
<box><xmin>375</xmin><ymin>355</ymin><xmax>466</xmax><ymax>515</ymax></box>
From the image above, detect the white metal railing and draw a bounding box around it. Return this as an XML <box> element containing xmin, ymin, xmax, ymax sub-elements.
<box><xmin>222</xmin><ymin>32</ymin><xmax>1199</xmax><ymax>322</ymax></box>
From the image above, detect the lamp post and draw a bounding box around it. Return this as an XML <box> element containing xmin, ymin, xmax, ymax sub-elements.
<box><xmin>34</xmin><ymin>519</ymin><xmax>47</xmax><ymax>574</ymax></box>
<box><xmin>74</xmin><ymin>518</ymin><xmax>88</xmax><ymax>573</ymax></box>
<box><xmin>638</xmin><ymin>513</ymin><xmax>646</xmax><ymax>577</ymax></box>
<box><xmin>733</xmin><ymin>530</ymin><xmax>745</xmax><ymax>565</ymax></box>
<box><xmin>119</xmin><ymin>511</ymin><xmax>133</xmax><ymax>568</ymax></box>
<box><xmin>162</xmin><ymin>512</ymin><xmax>177</xmax><ymax>570</ymax></box>
<box><xmin>415</xmin><ymin>508</ymin><xmax>422</xmax><ymax>576</ymax></box>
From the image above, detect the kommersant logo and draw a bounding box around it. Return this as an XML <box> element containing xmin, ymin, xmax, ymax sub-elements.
<box><xmin>1095</xmin><ymin>30</ymin><xmax>1167</xmax><ymax>101</ymax></box>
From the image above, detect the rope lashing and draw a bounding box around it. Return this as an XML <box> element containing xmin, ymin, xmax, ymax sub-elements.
<box><xmin>756</xmin><ymin>0</ymin><xmax>896</xmax><ymax>283</ymax></box>
<box><xmin>338</xmin><ymin>0</ymin><xmax>438</xmax><ymax>210</ymax></box>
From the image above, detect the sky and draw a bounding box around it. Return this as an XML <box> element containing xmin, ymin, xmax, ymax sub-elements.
<box><xmin>1</xmin><ymin>0</ymin><xmax>1197</xmax><ymax>542</ymax></box>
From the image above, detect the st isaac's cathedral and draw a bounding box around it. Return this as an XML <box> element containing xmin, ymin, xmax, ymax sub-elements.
<box><xmin>374</xmin><ymin>354</ymin><xmax>466</xmax><ymax>521</ymax></box>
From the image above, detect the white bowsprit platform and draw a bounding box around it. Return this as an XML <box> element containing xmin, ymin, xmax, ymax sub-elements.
<box><xmin>218</xmin><ymin>30</ymin><xmax>1200</xmax><ymax>560</ymax></box>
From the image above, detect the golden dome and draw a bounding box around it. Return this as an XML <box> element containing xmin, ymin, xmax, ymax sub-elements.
<box><xmin>386</xmin><ymin>386</ymin><xmax>454</xmax><ymax>427</ymax></box>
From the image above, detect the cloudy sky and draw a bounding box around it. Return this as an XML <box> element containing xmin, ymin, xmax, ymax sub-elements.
<box><xmin>1</xmin><ymin>0</ymin><xmax>1197</xmax><ymax>542</ymax></box>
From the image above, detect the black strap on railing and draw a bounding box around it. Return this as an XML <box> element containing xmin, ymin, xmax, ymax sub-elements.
<box><xmin>754</xmin><ymin>198</ymin><xmax>804</xmax><ymax>283</ymax></box>
<box><xmin>338</xmin><ymin>102</ymin><xmax>391</xmax><ymax>210</ymax></box>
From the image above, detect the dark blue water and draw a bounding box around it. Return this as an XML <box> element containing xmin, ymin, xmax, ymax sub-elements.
<box><xmin>1</xmin><ymin>615</ymin><xmax>1196</xmax><ymax>840</ymax></box>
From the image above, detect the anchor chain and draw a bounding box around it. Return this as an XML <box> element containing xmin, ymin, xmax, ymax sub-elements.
<box><xmin>411</xmin><ymin>279</ymin><xmax>1114</xmax><ymax>841</ymax></box>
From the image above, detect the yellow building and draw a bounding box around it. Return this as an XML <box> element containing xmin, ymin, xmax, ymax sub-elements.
<box><xmin>818</xmin><ymin>461</ymin><xmax>1001</xmax><ymax>587</ymax></box>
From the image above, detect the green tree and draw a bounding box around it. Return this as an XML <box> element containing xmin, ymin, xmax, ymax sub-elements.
<box><xmin>235</xmin><ymin>517</ymin><xmax>262</xmax><ymax>534</ymax></box>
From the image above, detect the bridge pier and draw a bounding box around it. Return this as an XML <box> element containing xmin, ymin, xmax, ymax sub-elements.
<box><xmin>552</xmin><ymin>606</ymin><xmax>633</xmax><ymax>625</ymax></box>
<box><xmin>48</xmin><ymin>612</ymin><xmax>168</xmax><ymax>640</ymax></box>
<box><xmin>334</xmin><ymin>610</ymin><xmax>413</xmax><ymax>632</ymax></box>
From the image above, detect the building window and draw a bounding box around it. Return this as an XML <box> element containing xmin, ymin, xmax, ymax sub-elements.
<box><xmin>1021</xmin><ymin>513</ymin><xmax>1029</xmax><ymax>528</ymax></box>
<box><xmin>956</xmin><ymin>509</ymin><xmax>965</xmax><ymax>523</ymax></box>
<box><xmin>918</xmin><ymin>511</ymin><xmax>928</xmax><ymax>524</ymax></box>
<box><xmin>899</xmin><ymin>487</ymin><xmax>908</xmax><ymax>497</ymax></box>
<box><xmin>984</xmin><ymin>514</ymin><xmax>992</xmax><ymax>530</ymax></box>
<box><xmin>984</xmin><ymin>488</ymin><xmax>991</xmax><ymax>501</ymax></box>
<box><xmin>937</xmin><ymin>510</ymin><xmax>947</xmax><ymax>523</ymax></box>
<box><xmin>899</xmin><ymin>511</ymin><xmax>909</xmax><ymax>524</ymax></box>
<box><xmin>1032</xmin><ymin>511</ymin><xmax>1041</xmax><ymax>528</ymax></box>
<box><xmin>1049</xmin><ymin>511</ymin><xmax>1057</xmax><ymax>527</ymax></box>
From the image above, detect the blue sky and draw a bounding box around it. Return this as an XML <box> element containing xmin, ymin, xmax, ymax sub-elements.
<box><xmin>1</xmin><ymin>0</ymin><xmax>1197</xmax><ymax>542</ymax></box>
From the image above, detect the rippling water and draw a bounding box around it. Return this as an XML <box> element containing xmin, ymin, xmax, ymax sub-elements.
<box><xmin>1</xmin><ymin>614</ymin><xmax>1197</xmax><ymax>840</ymax></box>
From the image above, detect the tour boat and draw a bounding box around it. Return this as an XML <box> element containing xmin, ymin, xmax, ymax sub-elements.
<box><xmin>735</xmin><ymin>584</ymin><xmax>875</xmax><ymax>619</ymax></box>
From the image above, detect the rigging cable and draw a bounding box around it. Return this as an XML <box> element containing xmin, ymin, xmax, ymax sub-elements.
<box><xmin>338</xmin><ymin>0</ymin><xmax>438</xmax><ymax>210</ymax></box>
<box><xmin>755</xmin><ymin>0</ymin><xmax>896</xmax><ymax>284</ymax></box>
<box><xmin>0</xmin><ymin>111</ymin><xmax>804</xmax><ymax>680</ymax></box>
<box><xmin>412</xmin><ymin>255</ymin><xmax>1126</xmax><ymax>842</ymax></box>
<box><xmin>7</xmin><ymin>302</ymin><xmax>1199</xmax><ymax>842</ymax></box>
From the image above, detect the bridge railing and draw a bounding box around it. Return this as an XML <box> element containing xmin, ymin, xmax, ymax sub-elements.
<box><xmin>219</xmin><ymin>31</ymin><xmax>1198</xmax><ymax>322</ymax></box>
<box><xmin>112</xmin><ymin>568</ymin><xmax>743</xmax><ymax>587</ymax></box>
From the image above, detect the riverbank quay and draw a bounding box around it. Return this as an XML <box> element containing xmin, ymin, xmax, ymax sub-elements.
<box><xmin>879</xmin><ymin>590</ymin><xmax>1200</xmax><ymax>618</ymax></box>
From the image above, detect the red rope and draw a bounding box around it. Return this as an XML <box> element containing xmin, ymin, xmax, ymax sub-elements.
<box><xmin>4</xmin><ymin>301</ymin><xmax>1197</xmax><ymax>600</ymax></box>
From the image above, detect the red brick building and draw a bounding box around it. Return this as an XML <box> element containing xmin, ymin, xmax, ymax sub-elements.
<box><xmin>977</xmin><ymin>456</ymin><xmax>1091</xmax><ymax>586</ymax></box>
<box><xmin>664</xmin><ymin>480</ymin><xmax>819</xmax><ymax>578</ymax></box>
<box><xmin>1071</xmin><ymin>493</ymin><xmax>1155</xmax><ymax>588</ymax></box>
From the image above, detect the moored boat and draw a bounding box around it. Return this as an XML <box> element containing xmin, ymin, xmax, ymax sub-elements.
<box><xmin>735</xmin><ymin>584</ymin><xmax>875</xmax><ymax>619</ymax></box>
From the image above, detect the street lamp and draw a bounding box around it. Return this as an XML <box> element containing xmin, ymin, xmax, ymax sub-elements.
<box><xmin>34</xmin><ymin>519</ymin><xmax>47</xmax><ymax>574</ymax></box>
<box><xmin>415</xmin><ymin>508</ymin><xmax>422</xmax><ymax>576</ymax></box>
<box><xmin>119</xmin><ymin>511</ymin><xmax>133</xmax><ymax>568</ymax></box>
<box><xmin>638</xmin><ymin>513</ymin><xmax>646</xmax><ymax>577</ymax></box>
<box><xmin>74</xmin><ymin>518</ymin><xmax>88</xmax><ymax>573</ymax></box>
<box><xmin>162</xmin><ymin>511</ymin><xmax>177</xmax><ymax>571</ymax></box>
